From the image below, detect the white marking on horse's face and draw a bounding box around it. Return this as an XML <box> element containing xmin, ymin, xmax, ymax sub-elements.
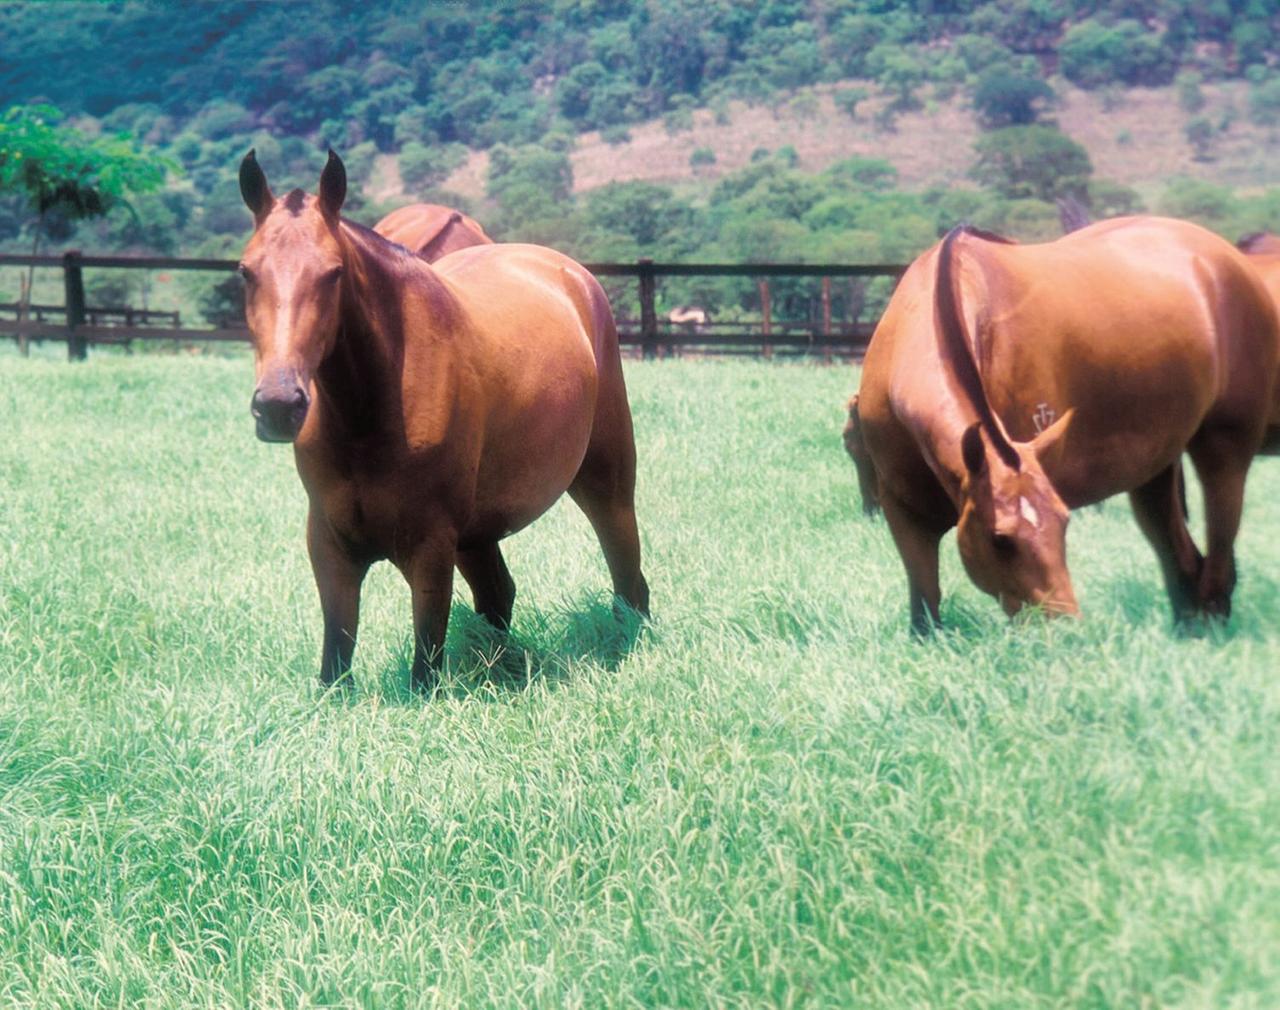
<box><xmin>1020</xmin><ymin>496</ymin><xmax>1040</xmax><ymax>529</ymax></box>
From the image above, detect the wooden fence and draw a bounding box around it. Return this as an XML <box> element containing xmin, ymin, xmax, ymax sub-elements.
<box><xmin>0</xmin><ymin>252</ymin><xmax>907</xmax><ymax>361</ymax></box>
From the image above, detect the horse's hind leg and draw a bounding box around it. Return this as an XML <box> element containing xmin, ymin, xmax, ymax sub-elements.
<box><xmin>456</xmin><ymin>542</ymin><xmax>516</xmax><ymax>631</ymax></box>
<box><xmin>1186</xmin><ymin>427</ymin><xmax>1254</xmax><ymax>619</ymax></box>
<box><xmin>1128</xmin><ymin>463</ymin><xmax>1203</xmax><ymax>622</ymax></box>
<box><xmin>881</xmin><ymin>492</ymin><xmax>945</xmax><ymax>635</ymax></box>
<box><xmin>569</xmin><ymin>421</ymin><xmax>650</xmax><ymax>617</ymax></box>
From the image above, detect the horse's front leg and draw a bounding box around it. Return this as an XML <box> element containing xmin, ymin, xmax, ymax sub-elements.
<box><xmin>403</xmin><ymin>536</ymin><xmax>458</xmax><ymax>692</ymax></box>
<box><xmin>308</xmin><ymin>510</ymin><xmax>370</xmax><ymax>691</ymax></box>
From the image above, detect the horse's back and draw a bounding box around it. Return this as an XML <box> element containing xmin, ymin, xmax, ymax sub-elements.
<box><xmin>374</xmin><ymin>204</ymin><xmax>491</xmax><ymax>261</ymax></box>
<box><xmin>860</xmin><ymin>216</ymin><xmax>1278</xmax><ymax>507</ymax></box>
<box><xmin>973</xmin><ymin>218</ymin><xmax>1273</xmax><ymax>418</ymax></box>
<box><xmin>434</xmin><ymin>242</ymin><xmax>617</xmax><ymax>367</ymax></box>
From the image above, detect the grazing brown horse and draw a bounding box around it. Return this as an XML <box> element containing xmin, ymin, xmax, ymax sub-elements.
<box><xmin>373</xmin><ymin>203</ymin><xmax>492</xmax><ymax>261</ymax></box>
<box><xmin>858</xmin><ymin>217</ymin><xmax>1278</xmax><ymax>632</ymax></box>
<box><xmin>238</xmin><ymin>150</ymin><xmax>649</xmax><ymax>690</ymax></box>
<box><xmin>1237</xmin><ymin>232</ymin><xmax>1280</xmax><ymax>454</ymax></box>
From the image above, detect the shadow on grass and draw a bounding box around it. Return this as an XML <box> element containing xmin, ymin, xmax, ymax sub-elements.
<box><xmin>357</xmin><ymin>595</ymin><xmax>649</xmax><ymax>704</ymax></box>
<box><xmin>1097</xmin><ymin>572</ymin><xmax>1280</xmax><ymax>642</ymax></box>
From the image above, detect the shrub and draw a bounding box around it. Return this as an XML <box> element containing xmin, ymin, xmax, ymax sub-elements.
<box><xmin>1248</xmin><ymin>77</ymin><xmax>1280</xmax><ymax>127</ymax></box>
<box><xmin>833</xmin><ymin>87</ymin><xmax>868</xmax><ymax>120</ymax></box>
<box><xmin>972</xmin><ymin>67</ymin><xmax>1055</xmax><ymax>128</ymax></box>
<box><xmin>690</xmin><ymin>147</ymin><xmax>717</xmax><ymax>168</ymax></box>
<box><xmin>600</xmin><ymin>125</ymin><xmax>631</xmax><ymax>145</ymax></box>
<box><xmin>1176</xmin><ymin>71</ymin><xmax>1206</xmax><ymax>115</ymax></box>
<box><xmin>970</xmin><ymin>125</ymin><xmax>1093</xmax><ymax>202</ymax></box>
<box><xmin>1185</xmin><ymin>117</ymin><xmax>1215</xmax><ymax>161</ymax></box>
<box><xmin>1060</xmin><ymin>19</ymin><xmax>1176</xmax><ymax>89</ymax></box>
<box><xmin>398</xmin><ymin>141</ymin><xmax>466</xmax><ymax>190</ymax></box>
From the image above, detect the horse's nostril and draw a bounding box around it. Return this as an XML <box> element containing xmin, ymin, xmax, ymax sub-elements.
<box><xmin>292</xmin><ymin>388</ymin><xmax>309</xmax><ymax>409</ymax></box>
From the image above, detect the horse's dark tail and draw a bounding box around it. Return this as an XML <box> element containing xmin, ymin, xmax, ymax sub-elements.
<box><xmin>934</xmin><ymin>224</ymin><xmax>1021</xmax><ymax>470</ymax></box>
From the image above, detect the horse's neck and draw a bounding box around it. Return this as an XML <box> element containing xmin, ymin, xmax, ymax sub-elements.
<box><xmin>313</xmin><ymin>227</ymin><xmax>405</xmax><ymax>435</ymax></box>
<box><xmin>314</xmin><ymin>223</ymin><xmax>461</xmax><ymax>437</ymax></box>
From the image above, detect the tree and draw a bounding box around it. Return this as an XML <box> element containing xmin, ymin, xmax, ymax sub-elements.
<box><xmin>1059</xmin><ymin>19</ymin><xmax>1176</xmax><ymax>89</ymax></box>
<box><xmin>970</xmin><ymin>125</ymin><xmax>1092</xmax><ymax>202</ymax></box>
<box><xmin>832</xmin><ymin>87</ymin><xmax>869</xmax><ymax>120</ymax></box>
<box><xmin>973</xmin><ymin>67</ymin><xmax>1055</xmax><ymax>128</ymax></box>
<box><xmin>1185</xmin><ymin>116</ymin><xmax>1215</xmax><ymax>161</ymax></box>
<box><xmin>399</xmin><ymin>141</ymin><xmax>466</xmax><ymax>191</ymax></box>
<box><xmin>0</xmin><ymin>103</ymin><xmax>168</xmax><ymax>353</ymax></box>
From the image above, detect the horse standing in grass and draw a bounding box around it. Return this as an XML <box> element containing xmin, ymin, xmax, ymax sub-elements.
<box><xmin>858</xmin><ymin>217</ymin><xmax>1278</xmax><ymax>632</ymax></box>
<box><xmin>373</xmin><ymin>203</ymin><xmax>492</xmax><ymax>262</ymax></box>
<box><xmin>238</xmin><ymin>150</ymin><xmax>649</xmax><ymax>690</ymax></box>
<box><xmin>1237</xmin><ymin>232</ymin><xmax>1280</xmax><ymax>454</ymax></box>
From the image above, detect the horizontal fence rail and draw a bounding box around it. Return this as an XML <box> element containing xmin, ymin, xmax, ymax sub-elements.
<box><xmin>0</xmin><ymin>251</ymin><xmax>907</xmax><ymax>361</ymax></box>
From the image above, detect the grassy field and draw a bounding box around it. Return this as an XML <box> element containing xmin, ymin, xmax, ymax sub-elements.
<box><xmin>2</xmin><ymin>350</ymin><xmax>1278</xmax><ymax>1008</ymax></box>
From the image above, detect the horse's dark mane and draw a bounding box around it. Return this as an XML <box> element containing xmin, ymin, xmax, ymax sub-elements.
<box><xmin>283</xmin><ymin>189</ymin><xmax>308</xmax><ymax>215</ymax></box>
<box><xmin>934</xmin><ymin>224</ymin><xmax>1021</xmax><ymax>470</ymax></box>
<box><xmin>341</xmin><ymin>216</ymin><xmax>415</xmax><ymax>260</ymax></box>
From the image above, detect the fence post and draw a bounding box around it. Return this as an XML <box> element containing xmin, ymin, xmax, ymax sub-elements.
<box><xmin>757</xmin><ymin>277</ymin><xmax>773</xmax><ymax>359</ymax></box>
<box><xmin>64</xmin><ymin>250</ymin><xmax>87</xmax><ymax>361</ymax></box>
<box><xmin>821</xmin><ymin>276</ymin><xmax>832</xmax><ymax>336</ymax></box>
<box><xmin>638</xmin><ymin>258</ymin><xmax>658</xmax><ymax>360</ymax></box>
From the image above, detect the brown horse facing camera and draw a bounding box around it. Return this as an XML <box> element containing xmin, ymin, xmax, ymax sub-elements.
<box><xmin>373</xmin><ymin>203</ymin><xmax>492</xmax><ymax>262</ymax></box>
<box><xmin>858</xmin><ymin>217</ymin><xmax>1278</xmax><ymax>633</ymax></box>
<box><xmin>238</xmin><ymin>150</ymin><xmax>650</xmax><ymax>690</ymax></box>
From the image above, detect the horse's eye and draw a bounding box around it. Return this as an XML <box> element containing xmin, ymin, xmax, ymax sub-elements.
<box><xmin>991</xmin><ymin>533</ymin><xmax>1017</xmax><ymax>558</ymax></box>
<box><xmin>237</xmin><ymin>264</ymin><xmax>255</xmax><ymax>284</ymax></box>
<box><xmin>322</xmin><ymin>267</ymin><xmax>344</xmax><ymax>284</ymax></box>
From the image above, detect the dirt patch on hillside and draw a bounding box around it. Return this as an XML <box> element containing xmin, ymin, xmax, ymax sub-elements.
<box><xmin>431</xmin><ymin>80</ymin><xmax>1279</xmax><ymax>200</ymax></box>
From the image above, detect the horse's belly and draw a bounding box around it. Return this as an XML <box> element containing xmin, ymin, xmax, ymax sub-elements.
<box><xmin>466</xmin><ymin>412</ymin><xmax>594</xmax><ymax>542</ymax></box>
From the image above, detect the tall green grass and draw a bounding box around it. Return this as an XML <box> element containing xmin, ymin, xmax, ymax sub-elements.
<box><xmin>2</xmin><ymin>351</ymin><xmax>1278</xmax><ymax>1008</ymax></box>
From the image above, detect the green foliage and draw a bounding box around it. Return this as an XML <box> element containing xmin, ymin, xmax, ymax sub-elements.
<box><xmin>1175</xmin><ymin>71</ymin><xmax>1205</xmax><ymax>114</ymax></box>
<box><xmin>832</xmin><ymin>87</ymin><xmax>868</xmax><ymax>119</ymax></box>
<box><xmin>689</xmin><ymin>146</ymin><xmax>716</xmax><ymax>169</ymax></box>
<box><xmin>866</xmin><ymin>43</ymin><xmax>927</xmax><ymax>112</ymax></box>
<box><xmin>398</xmin><ymin>141</ymin><xmax>466</xmax><ymax>191</ymax></box>
<box><xmin>1059</xmin><ymin>18</ymin><xmax>1177</xmax><ymax>89</ymax></box>
<box><xmin>973</xmin><ymin>66</ymin><xmax>1056</xmax><ymax>128</ymax></box>
<box><xmin>1248</xmin><ymin>76</ymin><xmax>1280</xmax><ymax>127</ymax></box>
<box><xmin>970</xmin><ymin>125</ymin><xmax>1093</xmax><ymax>202</ymax></box>
<box><xmin>486</xmin><ymin>143</ymin><xmax>575</xmax><ymax>234</ymax></box>
<box><xmin>584</xmin><ymin>181</ymin><xmax>696</xmax><ymax>251</ymax></box>
<box><xmin>0</xmin><ymin>105</ymin><xmax>168</xmax><ymax>222</ymax></box>
<box><xmin>1185</xmin><ymin>116</ymin><xmax>1216</xmax><ymax>161</ymax></box>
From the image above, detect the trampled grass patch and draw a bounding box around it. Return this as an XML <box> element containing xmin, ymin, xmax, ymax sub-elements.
<box><xmin>2</xmin><ymin>352</ymin><xmax>1278</xmax><ymax>1008</ymax></box>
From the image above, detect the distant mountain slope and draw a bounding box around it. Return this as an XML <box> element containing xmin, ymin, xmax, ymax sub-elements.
<box><xmin>418</xmin><ymin>80</ymin><xmax>1274</xmax><ymax>202</ymax></box>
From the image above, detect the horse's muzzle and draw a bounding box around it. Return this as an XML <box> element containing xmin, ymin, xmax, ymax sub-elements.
<box><xmin>251</xmin><ymin>385</ymin><xmax>310</xmax><ymax>442</ymax></box>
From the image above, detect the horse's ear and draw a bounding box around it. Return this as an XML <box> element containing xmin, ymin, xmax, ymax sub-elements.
<box><xmin>239</xmin><ymin>149</ymin><xmax>273</xmax><ymax>225</ymax></box>
<box><xmin>961</xmin><ymin>422</ymin><xmax>986</xmax><ymax>477</ymax></box>
<box><xmin>1031</xmin><ymin>407</ymin><xmax>1075</xmax><ymax>473</ymax></box>
<box><xmin>319</xmin><ymin>149</ymin><xmax>346</xmax><ymax>222</ymax></box>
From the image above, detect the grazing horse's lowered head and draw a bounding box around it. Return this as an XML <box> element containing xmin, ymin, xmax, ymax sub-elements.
<box><xmin>953</xmin><ymin>419</ymin><xmax>1077</xmax><ymax>618</ymax></box>
<box><xmin>935</xmin><ymin>226</ymin><xmax>1079</xmax><ymax>619</ymax></box>
<box><xmin>238</xmin><ymin>148</ymin><xmax>348</xmax><ymax>442</ymax></box>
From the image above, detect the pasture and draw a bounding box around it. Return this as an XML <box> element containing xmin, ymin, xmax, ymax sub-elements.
<box><xmin>2</xmin><ymin>351</ymin><xmax>1278</xmax><ymax>1008</ymax></box>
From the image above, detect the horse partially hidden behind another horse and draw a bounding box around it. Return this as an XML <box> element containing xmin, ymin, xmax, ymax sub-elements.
<box><xmin>238</xmin><ymin>150</ymin><xmax>649</xmax><ymax>691</ymax></box>
<box><xmin>858</xmin><ymin>217</ymin><xmax>1278</xmax><ymax>632</ymax></box>
<box><xmin>1238</xmin><ymin>232</ymin><xmax>1280</xmax><ymax>454</ymax></box>
<box><xmin>373</xmin><ymin>203</ymin><xmax>492</xmax><ymax>262</ymax></box>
